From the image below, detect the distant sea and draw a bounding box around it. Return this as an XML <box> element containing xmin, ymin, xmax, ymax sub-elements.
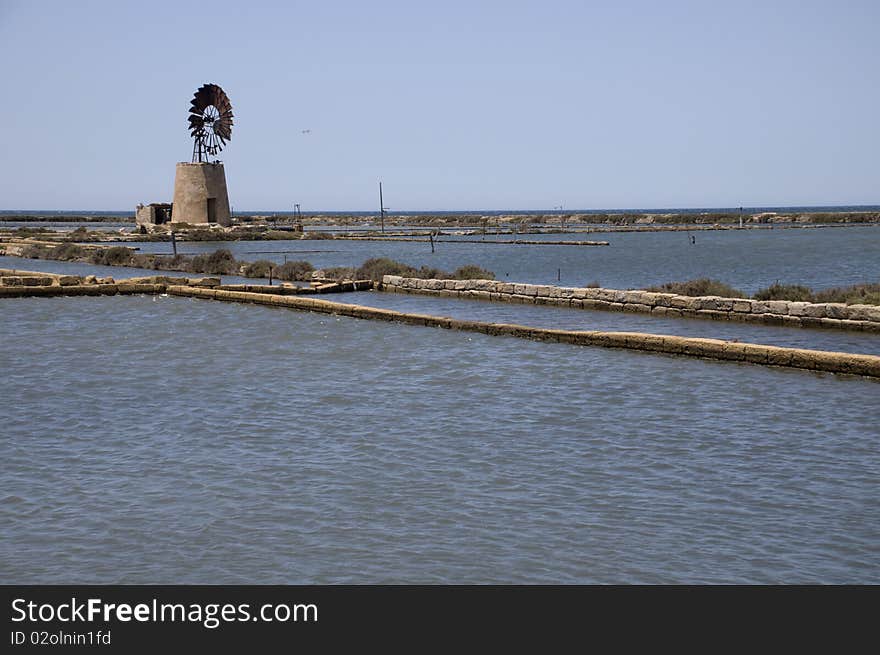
<box><xmin>1</xmin><ymin>205</ymin><xmax>879</xmax><ymax>218</ymax></box>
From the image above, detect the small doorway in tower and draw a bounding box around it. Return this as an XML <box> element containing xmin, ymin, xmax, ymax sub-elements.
<box><xmin>206</xmin><ymin>197</ymin><xmax>217</xmax><ymax>224</ymax></box>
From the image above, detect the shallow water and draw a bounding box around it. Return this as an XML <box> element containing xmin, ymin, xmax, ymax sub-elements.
<box><xmin>333</xmin><ymin>290</ymin><xmax>880</xmax><ymax>355</ymax></box>
<box><xmin>3</xmin><ymin>255</ymin><xmax>878</xmax><ymax>354</ymax></box>
<box><xmin>2</xmin><ymin>296</ymin><xmax>879</xmax><ymax>583</ymax></box>
<box><xmin>122</xmin><ymin>224</ymin><xmax>880</xmax><ymax>292</ymax></box>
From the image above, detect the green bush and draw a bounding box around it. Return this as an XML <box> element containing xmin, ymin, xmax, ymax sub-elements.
<box><xmin>645</xmin><ymin>278</ymin><xmax>746</xmax><ymax>298</ymax></box>
<box><xmin>188</xmin><ymin>249</ymin><xmax>237</xmax><ymax>274</ymax></box>
<box><xmin>323</xmin><ymin>266</ymin><xmax>357</xmax><ymax>280</ymax></box>
<box><xmin>152</xmin><ymin>254</ymin><xmax>189</xmax><ymax>271</ymax></box>
<box><xmin>99</xmin><ymin>246</ymin><xmax>135</xmax><ymax>266</ymax></box>
<box><xmin>66</xmin><ymin>226</ymin><xmax>89</xmax><ymax>241</ymax></box>
<box><xmin>754</xmin><ymin>283</ymin><xmax>813</xmax><ymax>302</ymax></box>
<box><xmin>130</xmin><ymin>254</ymin><xmax>156</xmax><ymax>269</ymax></box>
<box><xmin>355</xmin><ymin>257</ymin><xmax>417</xmax><ymax>281</ymax></box>
<box><xmin>243</xmin><ymin>260</ymin><xmax>275</xmax><ymax>278</ymax></box>
<box><xmin>48</xmin><ymin>242</ymin><xmax>87</xmax><ymax>261</ymax></box>
<box><xmin>20</xmin><ymin>244</ymin><xmax>53</xmax><ymax>259</ymax></box>
<box><xmin>9</xmin><ymin>226</ymin><xmax>53</xmax><ymax>238</ymax></box>
<box><xmin>452</xmin><ymin>265</ymin><xmax>495</xmax><ymax>280</ymax></box>
<box><xmin>274</xmin><ymin>260</ymin><xmax>314</xmax><ymax>281</ymax></box>
<box><xmin>813</xmin><ymin>283</ymin><xmax>880</xmax><ymax>305</ymax></box>
<box><xmin>354</xmin><ymin>258</ymin><xmax>496</xmax><ymax>281</ymax></box>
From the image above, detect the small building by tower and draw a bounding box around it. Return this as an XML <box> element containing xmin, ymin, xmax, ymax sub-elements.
<box><xmin>135</xmin><ymin>202</ymin><xmax>173</xmax><ymax>227</ymax></box>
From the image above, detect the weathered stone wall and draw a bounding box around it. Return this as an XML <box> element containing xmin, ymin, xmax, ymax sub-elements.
<box><xmin>0</xmin><ymin>270</ymin><xmax>221</xmax><ymax>289</ymax></box>
<box><xmin>381</xmin><ymin>276</ymin><xmax>880</xmax><ymax>333</ymax></box>
<box><xmin>4</xmin><ymin>278</ymin><xmax>879</xmax><ymax>377</ymax></box>
<box><xmin>135</xmin><ymin>204</ymin><xmax>155</xmax><ymax>226</ymax></box>
<box><xmin>161</xmin><ymin>285</ymin><xmax>880</xmax><ymax>378</ymax></box>
<box><xmin>171</xmin><ymin>162</ymin><xmax>231</xmax><ymax>226</ymax></box>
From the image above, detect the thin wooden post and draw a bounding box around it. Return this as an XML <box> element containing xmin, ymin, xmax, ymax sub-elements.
<box><xmin>379</xmin><ymin>182</ymin><xmax>386</xmax><ymax>234</ymax></box>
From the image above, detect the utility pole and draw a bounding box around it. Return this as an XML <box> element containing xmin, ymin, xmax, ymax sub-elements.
<box><xmin>379</xmin><ymin>182</ymin><xmax>387</xmax><ymax>234</ymax></box>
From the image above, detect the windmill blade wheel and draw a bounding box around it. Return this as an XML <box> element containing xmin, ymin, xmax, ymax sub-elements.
<box><xmin>188</xmin><ymin>83</ymin><xmax>233</xmax><ymax>162</ymax></box>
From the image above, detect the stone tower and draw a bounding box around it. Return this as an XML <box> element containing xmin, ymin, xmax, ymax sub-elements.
<box><xmin>171</xmin><ymin>162</ymin><xmax>231</xmax><ymax>226</ymax></box>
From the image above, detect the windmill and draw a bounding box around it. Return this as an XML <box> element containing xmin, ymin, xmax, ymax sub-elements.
<box><xmin>187</xmin><ymin>83</ymin><xmax>234</xmax><ymax>163</ymax></box>
<box><xmin>169</xmin><ymin>83</ymin><xmax>235</xmax><ymax>226</ymax></box>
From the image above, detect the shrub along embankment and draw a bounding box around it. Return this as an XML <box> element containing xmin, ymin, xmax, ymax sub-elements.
<box><xmin>381</xmin><ymin>276</ymin><xmax>880</xmax><ymax>333</ymax></box>
<box><xmin>0</xmin><ymin>240</ymin><xmax>494</xmax><ymax>284</ymax></box>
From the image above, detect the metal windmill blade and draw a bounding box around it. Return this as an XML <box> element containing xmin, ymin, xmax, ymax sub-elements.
<box><xmin>188</xmin><ymin>83</ymin><xmax>234</xmax><ymax>162</ymax></box>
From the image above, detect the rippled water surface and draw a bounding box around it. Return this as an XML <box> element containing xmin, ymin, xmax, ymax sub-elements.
<box><xmin>334</xmin><ymin>290</ymin><xmax>880</xmax><ymax>355</ymax></box>
<box><xmin>2</xmin><ymin>296</ymin><xmax>879</xmax><ymax>583</ymax></box>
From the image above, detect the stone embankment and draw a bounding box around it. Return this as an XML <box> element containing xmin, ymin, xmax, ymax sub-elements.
<box><xmin>342</xmin><ymin>236</ymin><xmax>610</xmax><ymax>245</ymax></box>
<box><xmin>0</xmin><ymin>271</ymin><xmax>373</xmax><ymax>297</ymax></box>
<box><xmin>381</xmin><ymin>276</ymin><xmax>880</xmax><ymax>333</ymax></box>
<box><xmin>163</xmin><ymin>286</ymin><xmax>880</xmax><ymax>378</ymax></box>
<box><xmin>4</xmin><ymin>270</ymin><xmax>880</xmax><ymax>378</ymax></box>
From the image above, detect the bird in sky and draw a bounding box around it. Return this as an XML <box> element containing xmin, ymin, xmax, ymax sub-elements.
<box><xmin>301</xmin><ymin>129</ymin><xmax>311</xmax><ymax>134</ymax></box>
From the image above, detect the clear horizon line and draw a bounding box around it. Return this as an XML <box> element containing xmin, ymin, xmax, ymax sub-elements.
<box><xmin>2</xmin><ymin>202</ymin><xmax>880</xmax><ymax>214</ymax></box>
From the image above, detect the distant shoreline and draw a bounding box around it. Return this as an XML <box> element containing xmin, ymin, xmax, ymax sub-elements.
<box><xmin>2</xmin><ymin>208</ymin><xmax>880</xmax><ymax>229</ymax></box>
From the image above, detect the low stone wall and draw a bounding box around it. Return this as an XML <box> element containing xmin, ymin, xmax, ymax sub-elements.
<box><xmin>4</xmin><ymin>280</ymin><xmax>879</xmax><ymax>376</ymax></box>
<box><xmin>0</xmin><ymin>269</ymin><xmax>375</xmax><ymax>298</ymax></box>
<box><xmin>164</xmin><ymin>285</ymin><xmax>880</xmax><ymax>378</ymax></box>
<box><xmin>381</xmin><ymin>276</ymin><xmax>880</xmax><ymax>333</ymax></box>
<box><xmin>217</xmin><ymin>280</ymin><xmax>373</xmax><ymax>295</ymax></box>
<box><xmin>0</xmin><ymin>283</ymin><xmax>167</xmax><ymax>298</ymax></box>
<box><xmin>0</xmin><ymin>270</ymin><xmax>222</xmax><ymax>289</ymax></box>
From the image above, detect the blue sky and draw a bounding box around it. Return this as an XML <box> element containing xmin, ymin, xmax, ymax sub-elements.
<box><xmin>0</xmin><ymin>0</ymin><xmax>877</xmax><ymax>211</ymax></box>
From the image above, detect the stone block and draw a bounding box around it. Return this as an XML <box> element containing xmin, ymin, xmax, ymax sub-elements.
<box><xmin>846</xmin><ymin>304</ymin><xmax>880</xmax><ymax>322</ymax></box>
<box><xmin>188</xmin><ymin>277</ymin><xmax>220</xmax><ymax>288</ymax></box>
<box><xmin>824</xmin><ymin>303</ymin><xmax>849</xmax><ymax>319</ymax></box>
<box><xmin>697</xmin><ymin>296</ymin><xmax>721</xmax><ymax>311</ymax></box>
<box><xmin>786</xmin><ymin>302</ymin><xmax>809</xmax><ymax>316</ymax></box>
<box><xmin>802</xmin><ymin>303</ymin><xmax>828</xmax><ymax>318</ymax></box>
<box><xmin>766</xmin><ymin>300</ymin><xmax>790</xmax><ymax>315</ymax></box>
<box><xmin>57</xmin><ymin>275</ymin><xmax>82</xmax><ymax>286</ymax></box>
